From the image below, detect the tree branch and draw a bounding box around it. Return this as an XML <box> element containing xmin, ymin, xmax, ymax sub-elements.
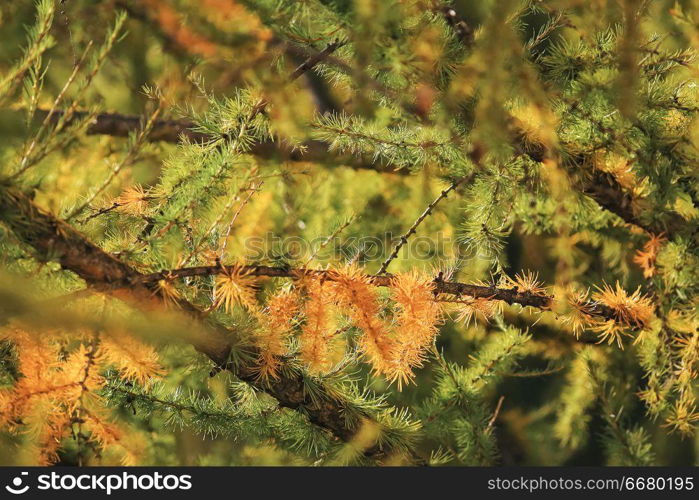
<box><xmin>0</xmin><ymin>182</ymin><xmax>414</xmax><ymax>461</ymax></box>
<box><xmin>32</xmin><ymin>3</ymin><xmax>680</xmax><ymax>237</ymax></box>
<box><xmin>439</xmin><ymin>6</ymin><xmax>681</xmax><ymax>237</ymax></box>
<box><xmin>137</xmin><ymin>262</ymin><xmax>620</xmax><ymax>322</ymax></box>
<box><xmin>520</xmin><ymin>141</ymin><xmax>680</xmax><ymax>236</ymax></box>
<box><xmin>34</xmin><ymin>104</ymin><xmax>672</xmax><ymax>235</ymax></box>
<box><xmin>377</xmin><ymin>174</ymin><xmax>471</xmax><ymax>274</ymax></box>
<box><xmin>435</xmin><ymin>2</ymin><xmax>475</xmax><ymax>48</ymax></box>
<box><xmin>32</xmin><ymin>108</ymin><xmax>408</xmax><ymax>175</ymax></box>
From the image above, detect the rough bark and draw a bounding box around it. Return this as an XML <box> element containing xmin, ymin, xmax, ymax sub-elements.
<box><xmin>0</xmin><ymin>183</ymin><xmax>405</xmax><ymax>460</ymax></box>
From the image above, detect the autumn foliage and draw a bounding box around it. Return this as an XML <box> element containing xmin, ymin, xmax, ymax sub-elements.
<box><xmin>0</xmin><ymin>0</ymin><xmax>698</xmax><ymax>466</ymax></box>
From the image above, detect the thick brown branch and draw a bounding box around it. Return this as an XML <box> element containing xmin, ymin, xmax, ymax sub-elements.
<box><xmin>0</xmin><ymin>181</ymin><xmax>608</xmax><ymax>322</ymax></box>
<box><xmin>520</xmin><ymin>142</ymin><xmax>680</xmax><ymax>236</ymax></box>
<box><xmin>33</xmin><ymin>108</ymin><xmax>407</xmax><ymax>175</ymax></box>
<box><xmin>0</xmin><ymin>182</ymin><xmax>230</xmax><ymax>361</ymax></box>
<box><xmin>138</xmin><ymin>264</ymin><xmax>625</xmax><ymax>323</ymax></box>
<box><xmin>36</xmin><ymin>105</ymin><xmax>672</xmax><ymax>235</ymax></box>
<box><xmin>439</xmin><ymin>8</ymin><xmax>680</xmax><ymax>237</ymax></box>
<box><xmin>142</xmin><ymin>264</ymin><xmax>542</xmax><ymax>313</ymax></box>
<box><xmin>0</xmin><ymin>183</ymin><xmax>408</xmax><ymax>460</ymax></box>
<box><xmin>35</xmin><ymin>4</ymin><xmax>676</xmax><ymax>238</ymax></box>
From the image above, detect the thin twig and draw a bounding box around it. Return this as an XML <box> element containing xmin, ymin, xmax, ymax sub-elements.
<box><xmin>12</xmin><ymin>42</ymin><xmax>93</xmax><ymax>179</ymax></box>
<box><xmin>222</xmin><ymin>39</ymin><xmax>346</xmax><ymax>126</ymax></box>
<box><xmin>67</xmin><ymin>103</ymin><xmax>164</xmax><ymax>221</ymax></box>
<box><xmin>79</xmin><ymin>202</ymin><xmax>124</xmax><ymax>223</ymax></box>
<box><xmin>303</xmin><ymin>213</ymin><xmax>357</xmax><ymax>266</ymax></box>
<box><xmin>289</xmin><ymin>39</ymin><xmax>346</xmax><ymax>81</ymax></box>
<box><xmin>487</xmin><ymin>395</ymin><xmax>505</xmax><ymax>430</ymax></box>
<box><xmin>219</xmin><ymin>181</ymin><xmax>263</xmax><ymax>261</ymax></box>
<box><xmin>377</xmin><ymin>175</ymin><xmax>470</xmax><ymax>275</ymax></box>
<box><xmin>175</xmin><ymin>179</ymin><xmax>260</xmax><ymax>267</ymax></box>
